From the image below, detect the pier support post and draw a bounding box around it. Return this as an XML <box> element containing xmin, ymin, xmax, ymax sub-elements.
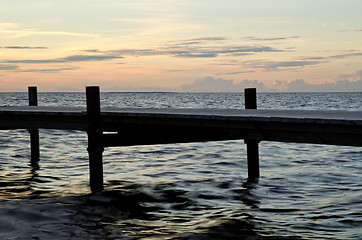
<box><xmin>244</xmin><ymin>88</ymin><xmax>260</xmax><ymax>178</ymax></box>
<box><xmin>28</xmin><ymin>86</ymin><xmax>40</xmax><ymax>165</ymax></box>
<box><xmin>86</xmin><ymin>86</ymin><xmax>104</xmax><ymax>193</ymax></box>
<box><xmin>245</xmin><ymin>139</ymin><xmax>260</xmax><ymax>178</ymax></box>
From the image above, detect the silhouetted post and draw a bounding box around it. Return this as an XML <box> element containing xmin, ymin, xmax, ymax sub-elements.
<box><xmin>244</xmin><ymin>88</ymin><xmax>260</xmax><ymax>178</ymax></box>
<box><xmin>244</xmin><ymin>88</ymin><xmax>257</xmax><ymax>110</ymax></box>
<box><xmin>28</xmin><ymin>86</ymin><xmax>40</xmax><ymax>165</ymax></box>
<box><xmin>28</xmin><ymin>86</ymin><xmax>38</xmax><ymax>107</ymax></box>
<box><xmin>86</xmin><ymin>86</ymin><xmax>104</xmax><ymax>192</ymax></box>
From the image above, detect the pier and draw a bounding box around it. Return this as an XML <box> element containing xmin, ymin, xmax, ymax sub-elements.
<box><xmin>0</xmin><ymin>86</ymin><xmax>361</xmax><ymax>192</ymax></box>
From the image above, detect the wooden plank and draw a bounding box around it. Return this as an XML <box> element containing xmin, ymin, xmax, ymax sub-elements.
<box><xmin>0</xmin><ymin>107</ymin><xmax>86</xmax><ymax>130</ymax></box>
<box><xmin>0</xmin><ymin>107</ymin><xmax>361</xmax><ymax>146</ymax></box>
<box><xmin>1</xmin><ymin>107</ymin><xmax>361</xmax><ymax>123</ymax></box>
<box><xmin>100</xmin><ymin>120</ymin><xmax>361</xmax><ymax>147</ymax></box>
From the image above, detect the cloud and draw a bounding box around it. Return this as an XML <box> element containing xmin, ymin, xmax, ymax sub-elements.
<box><xmin>339</xmin><ymin>69</ymin><xmax>362</xmax><ymax>80</ymax></box>
<box><xmin>328</xmin><ymin>79</ymin><xmax>362</xmax><ymax>91</ymax></box>
<box><xmin>1</xmin><ymin>46</ymin><xmax>48</xmax><ymax>49</ymax></box>
<box><xmin>222</xmin><ymin>71</ymin><xmax>255</xmax><ymax>75</ymax></box>
<box><xmin>78</xmin><ymin>36</ymin><xmax>282</xmax><ymax>60</ymax></box>
<box><xmin>272</xmin><ymin>78</ymin><xmax>362</xmax><ymax>92</ymax></box>
<box><xmin>0</xmin><ymin>22</ymin><xmax>98</xmax><ymax>39</ymax></box>
<box><xmin>265</xmin><ymin>61</ymin><xmax>321</xmax><ymax>70</ymax></box>
<box><xmin>96</xmin><ymin>38</ymin><xmax>282</xmax><ymax>59</ymax></box>
<box><xmin>166</xmin><ymin>37</ymin><xmax>227</xmax><ymax>46</ymax></box>
<box><xmin>13</xmin><ymin>67</ymin><xmax>78</xmax><ymax>73</ymax></box>
<box><xmin>82</xmin><ymin>49</ymin><xmax>100</xmax><ymax>53</ymax></box>
<box><xmin>165</xmin><ymin>69</ymin><xmax>186</xmax><ymax>72</ymax></box>
<box><xmin>174</xmin><ymin>52</ymin><xmax>218</xmax><ymax>58</ymax></box>
<box><xmin>0</xmin><ymin>28</ymin><xmax>98</xmax><ymax>39</ymax></box>
<box><xmin>0</xmin><ymin>23</ymin><xmax>19</xmax><ymax>29</ymax></box>
<box><xmin>302</xmin><ymin>51</ymin><xmax>362</xmax><ymax>61</ymax></box>
<box><xmin>243</xmin><ymin>36</ymin><xmax>300</xmax><ymax>41</ymax></box>
<box><xmin>272</xmin><ymin>71</ymin><xmax>362</xmax><ymax>92</ymax></box>
<box><xmin>2</xmin><ymin>36</ymin><xmax>282</xmax><ymax>67</ymax></box>
<box><xmin>3</xmin><ymin>54</ymin><xmax>123</xmax><ymax>64</ymax></box>
<box><xmin>244</xmin><ymin>60</ymin><xmax>323</xmax><ymax>71</ymax></box>
<box><xmin>337</xmin><ymin>29</ymin><xmax>362</xmax><ymax>32</ymax></box>
<box><xmin>0</xmin><ymin>64</ymin><xmax>18</xmax><ymax>70</ymax></box>
<box><xmin>272</xmin><ymin>79</ymin><xmax>316</xmax><ymax>92</ymax></box>
<box><xmin>328</xmin><ymin>52</ymin><xmax>362</xmax><ymax>59</ymax></box>
<box><xmin>162</xmin><ymin>37</ymin><xmax>273</xmax><ymax>58</ymax></box>
<box><xmin>59</xmin><ymin>55</ymin><xmax>123</xmax><ymax>62</ymax></box>
<box><xmin>180</xmin><ymin>76</ymin><xmax>269</xmax><ymax>92</ymax></box>
<box><xmin>0</xmin><ymin>63</ymin><xmax>77</xmax><ymax>73</ymax></box>
<box><xmin>179</xmin><ymin>71</ymin><xmax>362</xmax><ymax>92</ymax></box>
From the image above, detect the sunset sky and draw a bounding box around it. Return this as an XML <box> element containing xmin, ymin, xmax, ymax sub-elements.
<box><xmin>1</xmin><ymin>0</ymin><xmax>362</xmax><ymax>92</ymax></box>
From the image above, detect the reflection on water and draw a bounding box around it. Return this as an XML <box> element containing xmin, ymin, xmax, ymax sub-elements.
<box><xmin>0</xmin><ymin>92</ymin><xmax>361</xmax><ymax>239</ymax></box>
<box><xmin>0</xmin><ymin>179</ymin><xmax>303</xmax><ymax>240</ymax></box>
<box><xmin>0</xmin><ymin>138</ymin><xmax>361</xmax><ymax>240</ymax></box>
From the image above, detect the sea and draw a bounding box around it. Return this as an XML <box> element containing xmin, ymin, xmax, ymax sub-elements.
<box><xmin>0</xmin><ymin>91</ymin><xmax>361</xmax><ymax>240</ymax></box>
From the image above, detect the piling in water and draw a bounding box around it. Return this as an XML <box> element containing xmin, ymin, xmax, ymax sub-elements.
<box><xmin>28</xmin><ymin>86</ymin><xmax>40</xmax><ymax>165</ymax></box>
<box><xmin>86</xmin><ymin>86</ymin><xmax>104</xmax><ymax>193</ymax></box>
<box><xmin>244</xmin><ymin>88</ymin><xmax>260</xmax><ymax>178</ymax></box>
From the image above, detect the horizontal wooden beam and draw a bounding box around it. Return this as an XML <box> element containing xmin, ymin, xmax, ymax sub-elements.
<box><xmin>101</xmin><ymin>121</ymin><xmax>362</xmax><ymax>147</ymax></box>
<box><xmin>1</xmin><ymin>107</ymin><xmax>361</xmax><ymax>147</ymax></box>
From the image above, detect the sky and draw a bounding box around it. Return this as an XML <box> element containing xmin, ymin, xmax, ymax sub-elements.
<box><xmin>0</xmin><ymin>0</ymin><xmax>362</xmax><ymax>92</ymax></box>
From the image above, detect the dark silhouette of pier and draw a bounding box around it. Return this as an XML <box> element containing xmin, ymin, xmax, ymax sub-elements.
<box><xmin>1</xmin><ymin>86</ymin><xmax>361</xmax><ymax>192</ymax></box>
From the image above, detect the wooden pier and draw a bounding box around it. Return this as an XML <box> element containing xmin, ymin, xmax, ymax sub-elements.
<box><xmin>0</xmin><ymin>86</ymin><xmax>361</xmax><ymax>192</ymax></box>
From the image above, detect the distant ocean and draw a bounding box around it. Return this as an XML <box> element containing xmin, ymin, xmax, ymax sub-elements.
<box><xmin>0</xmin><ymin>92</ymin><xmax>361</xmax><ymax>239</ymax></box>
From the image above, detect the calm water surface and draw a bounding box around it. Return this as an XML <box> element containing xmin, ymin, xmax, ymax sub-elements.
<box><xmin>0</xmin><ymin>92</ymin><xmax>361</xmax><ymax>239</ymax></box>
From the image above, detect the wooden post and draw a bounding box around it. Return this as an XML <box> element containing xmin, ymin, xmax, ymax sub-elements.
<box><xmin>28</xmin><ymin>86</ymin><xmax>38</xmax><ymax>106</ymax></box>
<box><xmin>245</xmin><ymin>139</ymin><xmax>260</xmax><ymax>178</ymax></box>
<box><xmin>244</xmin><ymin>88</ymin><xmax>260</xmax><ymax>178</ymax></box>
<box><xmin>244</xmin><ymin>88</ymin><xmax>257</xmax><ymax>109</ymax></box>
<box><xmin>28</xmin><ymin>86</ymin><xmax>40</xmax><ymax>165</ymax></box>
<box><xmin>86</xmin><ymin>86</ymin><xmax>104</xmax><ymax>192</ymax></box>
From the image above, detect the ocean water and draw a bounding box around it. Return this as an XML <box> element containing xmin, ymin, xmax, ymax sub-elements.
<box><xmin>0</xmin><ymin>92</ymin><xmax>361</xmax><ymax>239</ymax></box>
